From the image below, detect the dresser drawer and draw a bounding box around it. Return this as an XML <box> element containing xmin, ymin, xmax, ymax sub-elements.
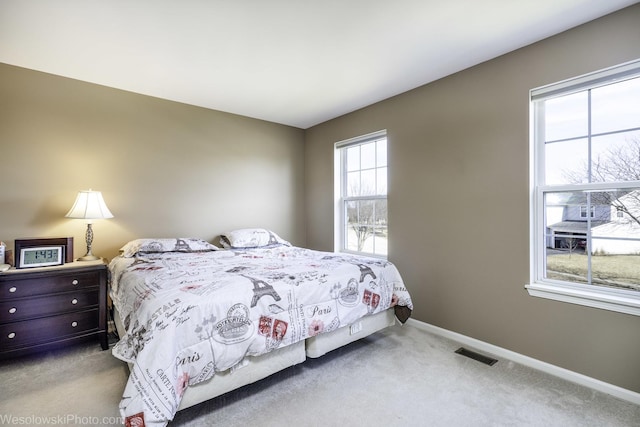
<box><xmin>0</xmin><ymin>271</ymin><xmax>100</xmax><ymax>300</ymax></box>
<box><xmin>0</xmin><ymin>289</ymin><xmax>99</xmax><ymax>322</ymax></box>
<box><xmin>0</xmin><ymin>309</ymin><xmax>99</xmax><ymax>350</ymax></box>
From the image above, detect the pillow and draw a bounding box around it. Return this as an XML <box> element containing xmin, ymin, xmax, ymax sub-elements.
<box><xmin>120</xmin><ymin>238</ymin><xmax>219</xmax><ymax>258</ymax></box>
<box><xmin>219</xmin><ymin>228</ymin><xmax>291</xmax><ymax>249</ymax></box>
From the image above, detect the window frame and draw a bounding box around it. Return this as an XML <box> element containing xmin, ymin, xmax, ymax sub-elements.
<box><xmin>527</xmin><ymin>59</ymin><xmax>640</xmax><ymax>316</ymax></box>
<box><xmin>334</xmin><ymin>130</ymin><xmax>388</xmax><ymax>258</ymax></box>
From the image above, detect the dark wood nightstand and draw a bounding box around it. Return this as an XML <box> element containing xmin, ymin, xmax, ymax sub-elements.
<box><xmin>0</xmin><ymin>260</ymin><xmax>108</xmax><ymax>359</ymax></box>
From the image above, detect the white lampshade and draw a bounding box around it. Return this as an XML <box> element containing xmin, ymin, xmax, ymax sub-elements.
<box><xmin>65</xmin><ymin>190</ymin><xmax>114</xmax><ymax>220</ymax></box>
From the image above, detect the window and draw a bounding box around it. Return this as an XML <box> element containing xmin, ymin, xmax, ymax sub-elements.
<box><xmin>335</xmin><ymin>131</ymin><xmax>387</xmax><ymax>257</ymax></box>
<box><xmin>528</xmin><ymin>59</ymin><xmax>640</xmax><ymax>316</ymax></box>
<box><xmin>579</xmin><ymin>205</ymin><xmax>595</xmax><ymax>218</ymax></box>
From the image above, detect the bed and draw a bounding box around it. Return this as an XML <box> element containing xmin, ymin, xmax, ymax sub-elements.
<box><xmin>109</xmin><ymin>229</ymin><xmax>413</xmax><ymax>427</ymax></box>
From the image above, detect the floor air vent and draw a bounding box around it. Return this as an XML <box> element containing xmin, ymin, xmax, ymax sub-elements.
<box><xmin>455</xmin><ymin>347</ymin><xmax>498</xmax><ymax>366</ymax></box>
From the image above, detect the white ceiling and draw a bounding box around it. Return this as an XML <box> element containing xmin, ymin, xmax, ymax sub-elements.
<box><xmin>1</xmin><ymin>1</ymin><xmax>637</xmax><ymax>129</ymax></box>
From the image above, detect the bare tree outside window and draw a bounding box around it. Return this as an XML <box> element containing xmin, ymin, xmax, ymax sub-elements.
<box><xmin>346</xmin><ymin>198</ymin><xmax>388</xmax><ymax>252</ymax></box>
<box><xmin>546</xmin><ymin>136</ymin><xmax>640</xmax><ymax>291</ymax></box>
<box><xmin>563</xmin><ymin>136</ymin><xmax>640</xmax><ymax>227</ymax></box>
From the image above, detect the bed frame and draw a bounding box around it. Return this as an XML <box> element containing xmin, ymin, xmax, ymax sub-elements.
<box><xmin>113</xmin><ymin>307</ymin><xmax>396</xmax><ymax>411</ymax></box>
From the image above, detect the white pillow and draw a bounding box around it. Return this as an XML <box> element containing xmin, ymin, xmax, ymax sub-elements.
<box><xmin>219</xmin><ymin>228</ymin><xmax>291</xmax><ymax>249</ymax></box>
<box><xmin>120</xmin><ymin>238</ymin><xmax>219</xmax><ymax>257</ymax></box>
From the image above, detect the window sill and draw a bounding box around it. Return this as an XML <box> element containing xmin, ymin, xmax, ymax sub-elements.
<box><xmin>525</xmin><ymin>282</ymin><xmax>640</xmax><ymax>316</ymax></box>
<box><xmin>339</xmin><ymin>249</ymin><xmax>388</xmax><ymax>260</ymax></box>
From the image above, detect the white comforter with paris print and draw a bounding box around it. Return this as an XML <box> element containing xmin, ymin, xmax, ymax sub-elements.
<box><xmin>109</xmin><ymin>245</ymin><xmax>412</xmax><ymax>427</ymax></box>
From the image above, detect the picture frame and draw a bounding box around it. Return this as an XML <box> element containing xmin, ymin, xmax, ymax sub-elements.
<box><xmin>15</xmin><ymin>237</ymin><xmax>74</xmax><ymax>269</ymax></box>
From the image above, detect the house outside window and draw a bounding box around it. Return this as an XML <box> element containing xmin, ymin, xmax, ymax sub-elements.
<box><xmin>528</xmin><ymin>59</ymin><xmax>640</xmax><ymax>316</ymax></box>
<box><xmin>335</xmin><ymin>130</ymin><xmax>387</xmax><ymax>257</ymax></box>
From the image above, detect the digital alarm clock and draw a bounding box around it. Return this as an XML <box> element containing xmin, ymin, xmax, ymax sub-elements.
<box><xmin>18</xmin><ymin>246</ymin><xmax>64</xmax><ymax>268</ymax></box>
<box><xmin>14</xmin><ymin>238</ymin><xmax>73</xmax><ymax>269</ymax></box>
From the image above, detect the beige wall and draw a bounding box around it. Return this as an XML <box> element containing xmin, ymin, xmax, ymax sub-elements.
<box><xmin>0</xmin><ymin>64</ymin><xmax>305</xmax><ymax>261</ymax></box>
<box><xmin>305</xmin><ymin>5</ymin><xmax>640</xmax><ymax>392</ymax></box>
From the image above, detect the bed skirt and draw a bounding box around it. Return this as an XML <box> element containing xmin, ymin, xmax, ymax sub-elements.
<box><xmin>305</xmin><ymin>309</ymin><xmax>396</xmax><ymax>358</ymax></box>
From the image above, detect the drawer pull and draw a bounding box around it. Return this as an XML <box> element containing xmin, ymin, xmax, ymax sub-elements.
<box><xmin>8</xmin><ymin>332</ymin><xmax>15</xmax><ymax>339</ymax></box>
<box><xmin>9</xmin><ymin>287</ymin><xmax>17</xmax><ymax>293</ymax></box>
<box><xmin>72</xmin><ymin>279</ymin><xmax>79</xmax><ymax>285</ymax></box>
<box><xmin>71</xmin><ymin>298</ymin><xmax>78</xmax><ymax>305</ymax></box>
<box><xmin>71</xmin><ymin>321</ymin><xmax>78</xmax><ymax>327</ymax></box>
<box><xmin>8</xmin><ymin>307</ymin><xmax>17</xmax><ymax>314</ymax></box>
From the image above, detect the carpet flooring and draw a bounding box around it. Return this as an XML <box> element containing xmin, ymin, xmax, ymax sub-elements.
<box><xmin>0</xmin><ymin>323</ymin><xmax>638</xmax><ymax>426</ymax></box>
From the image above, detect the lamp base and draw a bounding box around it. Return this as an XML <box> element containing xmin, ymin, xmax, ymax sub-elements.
<box><xmin>78</xmin><ymin>223</ymin><xmax>100</xmax><ymax>262</ymax></box>
<box><xmin>77</xmin><ymin>254</ymin><xmax>100</xmax><ymax>261</ymax></box>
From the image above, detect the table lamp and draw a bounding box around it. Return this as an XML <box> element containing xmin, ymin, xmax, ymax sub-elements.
<box><xmin>65</xmin><ymin>189</ymin><xmax>114</xmax><ymax>261</ymax></box>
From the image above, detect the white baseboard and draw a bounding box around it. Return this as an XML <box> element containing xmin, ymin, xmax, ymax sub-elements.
<box><xmin>406</xmin><ymin>318</ymin><xmax>640</xmax><ymax>406</ymax></box>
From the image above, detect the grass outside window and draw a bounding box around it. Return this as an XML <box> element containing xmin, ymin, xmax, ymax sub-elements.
<box><xmin>546</xmin><ymin>253</ymin><xmax>640</xmax><ymax>291</ymax></box>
